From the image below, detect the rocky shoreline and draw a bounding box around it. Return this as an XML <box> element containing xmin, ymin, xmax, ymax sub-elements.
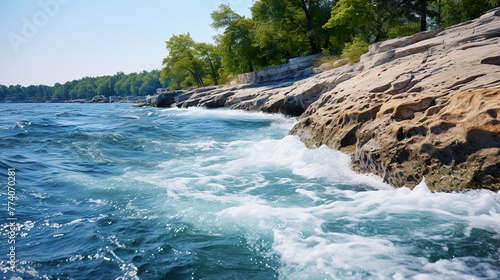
<box><xmin>148</xmin><ymin>8</ymin><xmax>500</xmax><ymax>192</ymax></box>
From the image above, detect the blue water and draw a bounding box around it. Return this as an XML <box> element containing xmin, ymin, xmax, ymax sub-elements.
<box><xmin>0</xmin><ymin>103</ymin><xmax>499</xmax><ymax>279</ymax></box>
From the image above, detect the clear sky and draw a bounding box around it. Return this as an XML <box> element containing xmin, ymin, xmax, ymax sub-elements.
<box><xmin>0</xmin><ymin>0</ymin><xmax>254</xmax><ymax>86</ymax></box>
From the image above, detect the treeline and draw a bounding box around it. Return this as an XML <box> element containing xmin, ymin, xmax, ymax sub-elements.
<box><xmin>3</xmin><ymin>0</ymin><xmax>498</xmax><ymax>101</ymax></box>
<box><xmin>0</xmin><ymin>70</ymin><xmax>165</xmax><ymax>102</ymax></box>
<box><xmin>162</xmin><ymin>0</ymin><xmax>500</xmax><ymax>89</ymax></box>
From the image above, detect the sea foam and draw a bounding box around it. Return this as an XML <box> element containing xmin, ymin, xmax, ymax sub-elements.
<box><xmin>4</xmin><ymin>105</ymin><xmax>497</xmax><ymax>279</ymax></box>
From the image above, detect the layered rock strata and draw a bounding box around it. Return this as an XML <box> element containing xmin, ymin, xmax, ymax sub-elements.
<box><xmin>292</xmin><ymin>8</ymin><xmax>500</xmax><ymax>191</ymax></box>
<box><xmin>151</xmin><ymin>8</ymin><xmax>500</xmax><ymax>191</ymax></box>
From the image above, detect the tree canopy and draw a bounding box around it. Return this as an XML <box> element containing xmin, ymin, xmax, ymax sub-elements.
<box><xmin>251</xmin><ymin>0</ymin><xmax>335</xmax><ymax>57</ymax></box>
<box><xmin>160</xmin><ymin>0</ymin><xmax>498</xmax><ymax>88</ymax></box>
<box><xmin>4</xmin><ymin>0</ymin><xmax>499</xmax><ymax>98</ymax></box>
<box><xmin>161</xmin><ymin>33</ymin><xmax>222</xmax><ymax>90</ymax></box>
<box><xmin>212</xmin><ymin>5</ymin><xmax>263</xmax><ymax>75</ymax></box>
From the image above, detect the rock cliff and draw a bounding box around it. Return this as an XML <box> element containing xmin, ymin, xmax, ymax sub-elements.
<box><xmin>292</xmin><ymin>8</ymin><xmax>500</xmax><ymax>191</ymax></box>
<box><xmin>152</xmin><ymin>8</ymin><xmax>500</xmax><ymax>191</ymax></box>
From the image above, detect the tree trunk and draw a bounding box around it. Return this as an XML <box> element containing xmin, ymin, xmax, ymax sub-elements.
<box><xmin>186</xmin><ymin>67</ymin><xmax>204</xmax><ymax>88</ymax></box>
<box><xmin>197</xmin><ymin>74</ymin><xmax>204</xmax><ymax>88</ymax></box>
<box><xmin>420</xmin><ymin>0</ymin><xmax>428</xmax><ymax>31</ymax></box>
<box><xmin>193</xmin><ymin>62</ymin><xmax>205</xmax><ymax>88</ymax></box>
<box><xmin>436</xmin><ymin>0</ymin><xmax>442</xmax><ymax>26</ymax></box>
<box><xmin>207</xmin><ymin>55</ymin><xmax>218</xmax><ymax>85</ymax></box>
<box><xmin>299</xmin><ymin>0</ymin><xmax>319</xmax><ymax>54</ymax></box>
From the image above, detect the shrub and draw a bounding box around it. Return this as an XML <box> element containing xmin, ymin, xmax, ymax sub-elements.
<box><xmin>386</xmin><ymin>22</ymin><xmax>421</xmax><ymax>39</ymax></box>
<box><xmin>341</xmin><ymin>36</ymin><xmax>369</xmax><ymax>64</ymax></box>
<box><xmin>314</xmin><ymin>54</ymin><xmax>340</xmax><ymax>67</ymax></box>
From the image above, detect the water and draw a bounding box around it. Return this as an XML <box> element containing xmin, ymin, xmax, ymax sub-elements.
<box><xmin>0</xmin><ymin>103</ymin><xmax>499</xmax><ymax>280</ymax></box>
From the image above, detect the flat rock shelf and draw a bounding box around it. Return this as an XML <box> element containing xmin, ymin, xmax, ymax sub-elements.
<box><xmin>148</xmin><ymin>8</ymin><xmax>500</xmax><ymax>192</ymax></box>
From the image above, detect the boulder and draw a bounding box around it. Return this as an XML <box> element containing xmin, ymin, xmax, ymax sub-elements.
<box><xmin>199</xmin><ymin>91</ymin><xmax>235</xmax><ymax>108</ymax></box>
<box><xmin>151</xmin><ymin>92</ymin><xmax>177</xmax><ymax>107</ymax></box>
<box><xmin>280</xmin><ymin>94</ymin><xmax>305</xmax><ymax>116</ymax></box>
<box><xmin>91</xmin><ymin>95</ymin><xmax>107</xmax><ymax>103</ymax></box>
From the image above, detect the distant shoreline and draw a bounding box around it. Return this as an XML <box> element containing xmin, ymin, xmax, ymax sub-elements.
<box><xmin>0</xmin><ymin>95</ymin><xmax>150</xmax><ymax>104</ymax></box>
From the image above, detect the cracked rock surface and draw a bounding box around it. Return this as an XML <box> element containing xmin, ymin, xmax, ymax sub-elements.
<box><xmin>291</xmin><ymin>8</ymin><xmax>500</xmax><ymax>191</ymax></box>
<box><xmin>151</xmin><ymin>8</ymin><xmax>500</xmax><ymax>191</ymax></box>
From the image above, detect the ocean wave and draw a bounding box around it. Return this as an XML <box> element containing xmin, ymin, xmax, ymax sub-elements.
<box><xmin>1</xmin><ymin>104</ymin><xmax>498</xmax><ymax>279</ymax></box>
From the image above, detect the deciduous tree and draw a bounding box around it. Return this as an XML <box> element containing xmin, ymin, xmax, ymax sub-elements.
<box><xmin>162</xmin><ymin>33</ymin><xmax>206</xmax><ymax>89</ymax></box>
<box><xmin>251</xmin><ymin>0</ymin><xmax>335</xmax><ymax>56</ymax></box>
<box><xmin>212</xmin><ymin>4</ymin><xmax>262</xmax><ymax>75</ymax></box>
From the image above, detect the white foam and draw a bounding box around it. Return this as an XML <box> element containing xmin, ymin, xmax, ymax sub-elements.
<box><xmin>110</xmin><ymin>110</ymin><xmax>500</xmax><ymax>279</ymax></box>
<box><xmin>413</xmin><ymin>176</ymin><xmax>432</xmax><ymax>194</ymax></box>
<box><xmin>273</xmin><ymin>229</ymin><xmax>407</xmax><ymax>278</ymax></box>
<box><xmin>296</xmin><ymin>189</ymin><xmax>323</xmax><ymax>202</ymax></box>
<box><xmin>65</xmin><ymin>218</ymin><xmax>84</xmax><ymax>226</ymax></box>
<box><xmin>160</xmin><ymin>106</ymin><xmax>292</xmax><ymax>121</ymax></box>
<box><xmin>88</xmin><ymin>198</ymin><xmax>106</xmax><ymax>205</ymax></box>
<box><xmin>417</xmin><ymin>257</ymin><xmax>500</xmax><ymax>279</ymax></box>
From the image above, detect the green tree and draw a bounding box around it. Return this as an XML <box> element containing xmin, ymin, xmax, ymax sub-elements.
<box><xmin>25</xmin><ymin>85</ymin><xmax>37</xmax><ymax>100</ymax></box>
<box><xmin>129</xmin><ymin>73</ymin><xmax>143</xmax><ymax>96</ymax></box>
<box><xmin>76</xmin><ymin>82</ymin><xmax>95</xmax><ymax>99</ymax></box>
<box><xmin>212</xmin><ymin>4</ymin><xmax>262</xmax><ymax>75</ymax></box>
<box><xmin>323</xmin><ymin>0</ymin><xmax>377</xmax><ymax>49</ymax></box>
<box><xmin>10</xmin><ymin>85</ymin><xmax>27</xmax><ymax>101</ymax></box>
<box><xmin>0</xmin><ymin>85</ymin><xmax>9</xmax><ymax>101</ymax></box>
<box><xmin>252</xmin><ymin>0</ymin><xmax>335</xmax><ymax>56</ymax></box>
<box><xmin>95</xmin><ymin>76</ymin><xmax>114</xmax><ymax>97</ymax></box>
<box><xmin>36</xmin><ymin>85</ymin><xmax>52</xmax><ymax>101</ymax></box>
<box><xmin>432</xmin><ymin>0</ymin><xmax>500</xmax><ymax>28</ymax></box>
<box><xmin>162</xmin><ymin>33</ymin><xmax>206</xmax><ymax>89</ymax></box>
<box><xmin>324</xmin><ymin>0</ymin><xmax>423</xmax><ymax>46</ymax></box>
<box><xmin>196</xmin><ymin>43</ymin><xmax>221</xmax><ymax>85</ymax></box>
<box><xmin>136</xmin><ymin>70</ymin><xmax>162</xmax><ymax>95</ymax></box>
<box><xmin>251</xmin><ymin>0</ymin><xmax>307</xmax><ymax>63</ymax></box>
<box><xmin>114</xmin><ymin>77</ymin><xmax>130</xmax><ymax>96</ymax></box>
<box><xmin>341</xmin><ymin>35</ymin><xmax>369</xmax><ymax>64</ymax></box>
<box><xmin>52</xmin><ymin>83</ymin><xmax>69</xmax><ymax>101</ymax></box>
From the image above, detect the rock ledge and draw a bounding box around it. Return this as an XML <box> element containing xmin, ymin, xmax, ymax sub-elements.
<box><xmin>292</xmin><ymin>8</ymin><xmax>500</xmax><ymax>191</ymax></box>
<box><xmin>150</xmin><ymin>8</ymin><xmax>500</xmax><ymax>191</ymax></box>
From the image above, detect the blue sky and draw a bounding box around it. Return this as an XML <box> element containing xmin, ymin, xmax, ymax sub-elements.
<box><xmin>0</xmin><ymin>0</ymin><xmax>254</xmax><ymax>86</ymax></box>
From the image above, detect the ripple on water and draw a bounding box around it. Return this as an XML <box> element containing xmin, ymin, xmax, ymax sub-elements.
<box><xmin>0</xmin><ymin>104</ymin><xmax>498</xmax><ymax>279</ymax></box>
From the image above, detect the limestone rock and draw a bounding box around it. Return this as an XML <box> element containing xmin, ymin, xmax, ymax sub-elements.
<box><xmin>150</xmin><ymin>8</ymin><xmax>500</xmax><ymax>191</ymax></box>
<box><xmin>291</xmin><ymin>8</ymin><xmax>500</xmax><ymax>191</ymax></box>
<box><xmin>91</xmin><ymin>95</ymin><xmax>107</xmax><ymax>103</ymax></box>
<box><xmin>281</xmin><ymin>94</ymin><xmax>305</xmax><ymax>116</ymax></box>
<box><xmin>199</xmin><ymin>91</ymin><xmax>235</xmax><ymax>108</ymax></box>
<box><xmin>151</xmin><ymin>92</ymin><xmax>177</xmax><ymax>107</ymax></box>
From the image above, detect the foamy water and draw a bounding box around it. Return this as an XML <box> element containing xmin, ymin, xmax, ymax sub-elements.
<box><xmin>1</xmin><ymin>104</ymin><xmax>499</xmax><ymax>279</ymax></box>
